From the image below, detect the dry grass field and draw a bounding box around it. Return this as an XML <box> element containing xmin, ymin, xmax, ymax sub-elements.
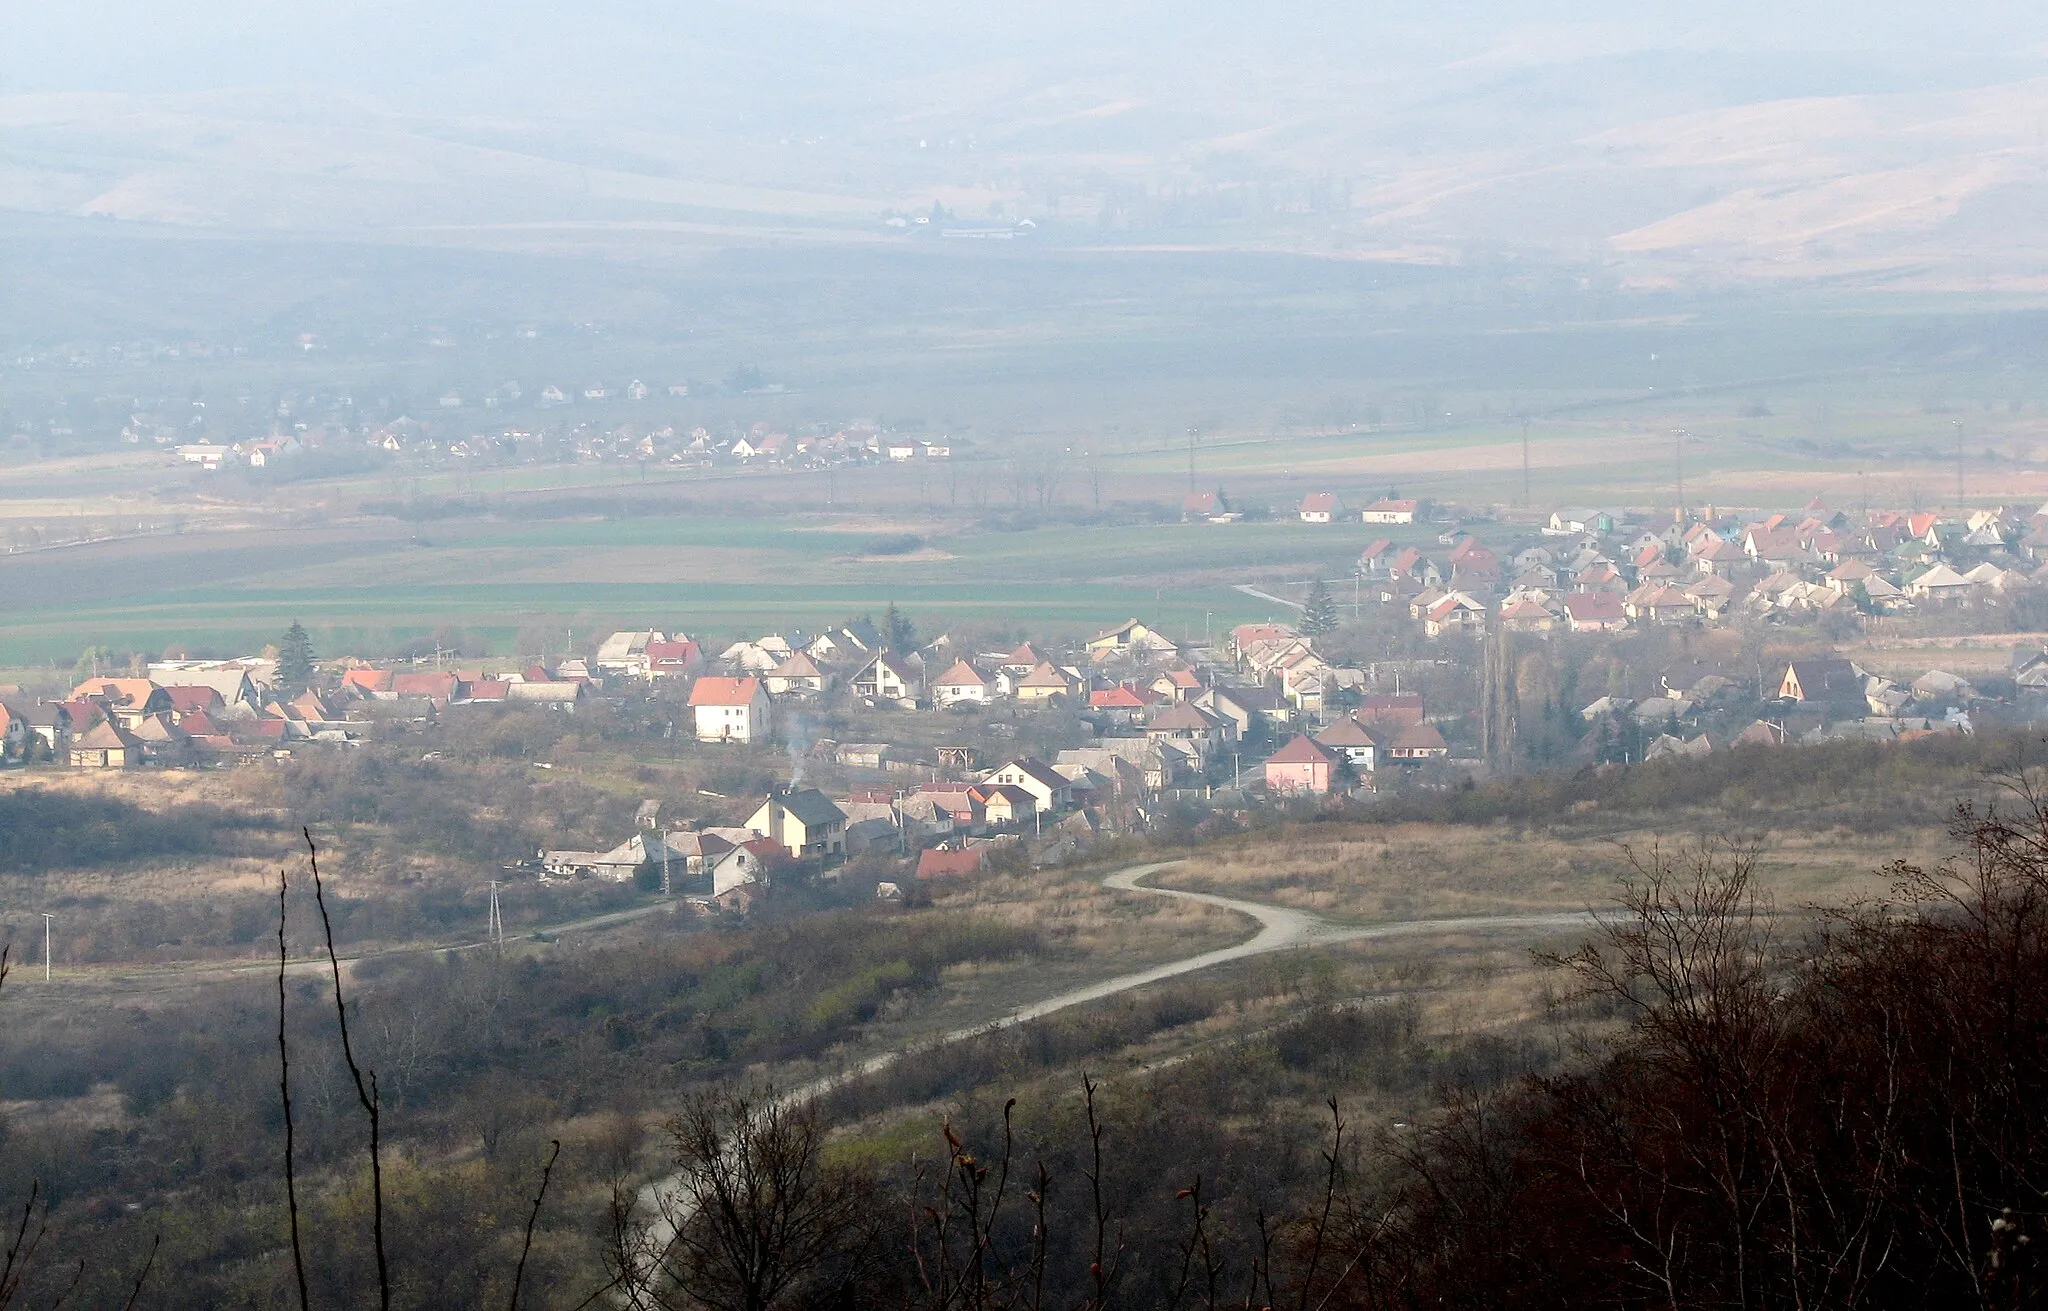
<box><xmin>1164</xmin><ymin>819</ymin><xmax>1931</xmax><ymax>925</ymax></box>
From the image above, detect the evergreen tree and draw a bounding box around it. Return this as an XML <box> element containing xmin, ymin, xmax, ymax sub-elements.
<box><xmin>1300</xmin><ymin>578</ymin><xmax>1339</xmax><ymax>636</ymax></box>
<box><xmin>884</xmin><ymin>603</ymin><xmax>918</xmax><ymax>654</ymax></box>
<box><xmin>278</xmin><ymin>620</ymin><xmax>316</xmax><ymax>689</ymax></box>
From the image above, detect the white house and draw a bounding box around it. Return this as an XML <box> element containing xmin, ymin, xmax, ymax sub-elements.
<box><xmin>851</xmin><ymin>654</ymin><xmax>922</xmax><ymax>707</ymax></box>
<box><xmin>1299</xmin><ymin>492</ymin><xmax>1344</xmax><ymax>524</ymax></box>
<box><xmin>932</xmin><ymin>658</ymin><xmax>992</xmax><ymax>706</ymax></box>
<box><xmin>1360</xmin><ymin>498</ymin><xmax>1419</xmax><ymax>525</ymax></box>
<box><xmin>688</xmin><ymin>676</ymin><xmax>772</xmax><ymax>743</ymax></box>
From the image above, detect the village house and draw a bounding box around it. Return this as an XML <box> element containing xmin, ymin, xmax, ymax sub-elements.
<box><xmin>1198</xmin><ymin>684</ymin><xmax>1290</xmax><ymax>735</ymax></box>
<box><xmin>931</xmin><ymin>658</ymin><xmax>992</xmax><ymax>707</ymax></box>
<box><xmin>1083</xmin><ymin>618</ymin><xmax>1178</xmax><ymax>658</ymax></box>
<box><xmin>1360</xmin><ymin>498</ymin><xmax>1419</xmax><ymax>525</ymax></box>
<box><xmin>1264</xmin><ymin>734</ymin><xmax>1341</xmax><ymax>795</ymax></box>
<box><xmin>745</xmin><ymin>788</ymin><xmax>848</xmax><ymax>862</ymax></box>
<box><xmin>1313</xmin><ymin>716</ymin><xmax>1381</xmax><ymax>771</ymax></box>
<box><xmin>1563</xmin><ymin>592</ymin><xmax>1629</xmax><ymax>633</ymax></box>
<box><xmin>1150</xmin><ymin>668</ymin><xmax>1203</xmax><ymax>702</ymax></box>
<box><xmin>1777</xmin><ymin>659</ymin><xmax>1864</xmax><ymax>705</ymax></box>
<box><xmin>1014</xmin><ymin>662</ymin><xmax>1078</xmax><ymax>706</ymax></box>
<box><xmin>688</xmin><ymin>676</ymin><xmax>772</xmax><ymax>743</ymax></box>
<box><xmin>764</xmin><ymin>652</ymin><xmax>828</xmax><ymax>696</ymax></box>
<box><xmin>1422</xmin><ymin>592</ymin><xmax>1487</xmax><ymax>638</ymax></box>
<box><xmin>1087</xmin><ymin>684</ymin><xmax>1153</xmax><ymax>727</ymax></box>
<box><xmin>645</xmin><ymin>639</ymin><xmax>703</xmax><ymax>680</ymax></box>
<box><xmin>969</xmin><ymin>783</ymin><xmax>1039</xmax><ymax>827</ymax></box>
<box><xmin>540</xmin><ymin>832</ymin><xmax>673</xmax><ymax>883</ymax></box>
<box><xmin>1145</xmin><ymin>701</ymin><xmax>1235</xmax><ymax>756</ymax></box>
<box><xmin>1299</xmin><ymin>492</ymin><xmax>1345</xmax><ymax>524</ymax></box>
<box><xmin>916</xmin><ymin>848</ymin><xmax>986</xmax><ymax>880</ymax></box>
<box><xmin>985</xmin><ymin>757</ymin><xmax>1075</xmax><ymax>813</ymax></box>
<box><xmin>68</xmin><ymin>720</ymin><xmax>144</xmax><ymax>768</ymax></box>
<box><xmin>1382</xmin><ymin>722</ymin><xmax>1450</xmax><ymax>762</ymax></box>
<box><xmin>851</xmin><ymin>653</ymin><xmax>922</xmax><ymax>707</ymax></box>
<box><xmin>594</xmin><ymin>630</ymin><xmax>667</xmax><ymax>678</ymax></box>
<box><xmin>71</xmin><ymin>679</ymin><xmax>173</xmax><ymax>728</ymax></box>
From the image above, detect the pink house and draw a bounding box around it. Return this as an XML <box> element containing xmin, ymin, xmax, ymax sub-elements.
<box><xmin>1264</xmin><ymin>734</ymin><xmax>1341</xmax><ymax>795</ymax></box>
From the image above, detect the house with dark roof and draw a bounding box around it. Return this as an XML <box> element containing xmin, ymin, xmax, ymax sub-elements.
<box><xmin>1145</xmin><ymin>701</ymin><xmax>1235</xmax><ymax>749</ymax></box>
<box><xmin>1777</xmin><ymin>659</ymin><xmax>1863</xmax><ymax>704</ymax></box>
<box><xmin>986</xmin><ymin>757</ymin><xmax>1075</xmax><ymax>813</ymax></box>
<box><xmin>745</xmin><ymin>788</ymin><xmax>848</xmax><ymax>861</ymax></box>
<box><xmin>968</xmin><ymin>784</ymin><xmax>1039</xmax><ymax>827</ymax></box>
<box><xmin>1314</xmin><ymin>716</ymin><xmax>1383</xmax><ymax>771</ymax></box>
<box><xmin>851</xmin><ymin>654</ymin><xmax>922</xmax><ymax>707</ymax></box>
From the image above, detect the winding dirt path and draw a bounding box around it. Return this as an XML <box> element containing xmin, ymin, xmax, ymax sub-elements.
<box><xmin>627</xmin><ymin>859</ymin><xmax>1593</xmax><ymax>1268</ymax></box>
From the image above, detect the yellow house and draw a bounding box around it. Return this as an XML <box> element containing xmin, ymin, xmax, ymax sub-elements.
<box><xmin>1083</xmin><ymin>619</ymin><xmax>1176</xmax><ymax>657</ymax></box>
<box><xmin>1014</xmin><ymin>662</ymin><xmax>1076</xmax><ymax>706</ymax></box>
<box><xmin>69</xmin><ymin>720</ymin><xmax>144</xmax><ymax>768</ymax></box>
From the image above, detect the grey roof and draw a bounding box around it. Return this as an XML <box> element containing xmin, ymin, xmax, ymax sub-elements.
<box><xmin>776</xmin><ymin>788</ymin><xmax>847</xmax><ymax>827</ymax></box>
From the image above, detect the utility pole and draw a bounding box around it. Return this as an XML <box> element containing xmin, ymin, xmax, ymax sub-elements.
<box><xmin>1955</xmin><ymin>419</ymin><xmax>1966</xmax><ymax>508</ymax></box>
<box><xmin>1186</xmin><ymin>426</ymin><xmax>1199</xmax><ymax>494</ymax></box>
<box><xmin>41</xmin><ymin>913</ymin><xmax>52</xmax><ymax>981</ymax></box>
<box><xmin>487</xmin><ymin>882</ymin><xmax>503</xmax><ymax>950</ymax></box>
<box><xmin>1520</xmin><ymin>416</ymin><xmax>1531</xmax><ymax>508</ymax></box>
<box><xmin>1673</xmin><ymin>428</ymin><xmax>1686</xmax><ymax>523</ymax></box>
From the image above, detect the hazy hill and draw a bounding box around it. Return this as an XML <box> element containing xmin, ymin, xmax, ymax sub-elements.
<box><xmin>6</xmin><ymin>2</ymin><xmax>2048</xmax><ymax>295</ymax></box>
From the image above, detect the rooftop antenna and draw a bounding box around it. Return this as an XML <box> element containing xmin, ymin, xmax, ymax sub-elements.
<box><xmin>41</xmin><ymin>913</ymin><xmax>53</xmax><ymax>981</ymax></box>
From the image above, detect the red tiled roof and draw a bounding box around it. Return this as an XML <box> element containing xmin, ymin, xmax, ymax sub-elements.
<box><xmin>1564</xmin><ymin>593</ymin><xmax>1626</xmax><ymax>622</ymax></box>
<box><xmin>689</xmin><ymin>676</ymin><xmax>762</xmax><ymax>707</ymax></box>
<box><xmin>162</xmin><ymin>685</ymin><xmax>224</xmax><ymax>712</ymax></box>
<box><xmin>916</xmin><ymin>849</ymin><xmax>985</xmax><ymax>880</ymax></box>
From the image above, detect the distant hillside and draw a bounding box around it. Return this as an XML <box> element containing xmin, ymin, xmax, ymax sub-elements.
<box><xmin>4</xmin><ymin>4</ymin><xmax>2048</xmax><ymax>290</ymax></box>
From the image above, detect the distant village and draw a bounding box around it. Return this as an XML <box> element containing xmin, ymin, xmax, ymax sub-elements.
<box><xmin>9</xmin><ymin>481</ymin><xmax>2048</xmax><ymax>911</ymax></box>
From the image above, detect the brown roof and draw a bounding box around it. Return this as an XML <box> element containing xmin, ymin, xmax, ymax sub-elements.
<box><xmin>768</xmin><ymin>653</ymin><xmax>825</xmax><ymax>679</ymax></box>
<box><xmin>916</xmin><ymin>848</ymin><xmax>985</xmax><ymax>880</ymax></box>
<box><xmin>1017</xmin><ymin>662</ymin><xmax>1072</xmax><ymax>689</ymax></box>
<box><xmin>70</xmin><ymin>678</ymin><xmax>159</xmax><ymax>707</ymax></box>
<box><xmin>1147</xmin><ymin>702</ymin><xmax>1225</xmax><ymax>731</ymax></box>
<box><xmin>1314</xmin><ymin>717</ymin><xmax>1382</xmax><ymax>748</ymax></box>
<box><xmin>71</xmin><ymin>721</ymin><xmax>143</xmax><ymax>751</ymax></box>
<box><xmin>162</xmin><ymin>685</ymin><xmax>225</xmax><ymax>712</ymax></box>
<box><xmin>1390</xmin><ymin>722</ymin><xmax>1449</xmax><ymax>752</ymax></box>
<box><xmin>1265</xmin><ymin>734</ymin><xmax>1339</xmax><ymax>766</ymax></box>
<box><xmin>934</xmin><ymin>659</ymin><xmax>989</xmax><ymax>689</ymax></box>
<box><xmin>390</xmin><ymin>672</ymin><xmax>458</xmax><ymax>699</ymax></box>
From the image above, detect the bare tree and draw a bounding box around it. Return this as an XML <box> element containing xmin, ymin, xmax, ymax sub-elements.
<box><xmin>616</xmin><ymin>1087</ymin><xmax>878</xmax><ymax>1311</ymax></box>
